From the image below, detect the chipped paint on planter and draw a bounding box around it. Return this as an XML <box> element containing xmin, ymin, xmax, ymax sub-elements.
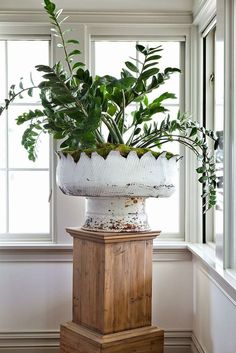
<box><xmin>82</xmin><ymin>196</ymin><xmax>150</xmax><ymax>232</ymax></box>
<box><xmin>56</xmin><ymin>150</ymin><xmax>178</xmax><ymax>198</ymax></box>
<box><xmin>56</xmin><ymin>150</ymin><xmax>178</xmax><ymax>232</ymax></box>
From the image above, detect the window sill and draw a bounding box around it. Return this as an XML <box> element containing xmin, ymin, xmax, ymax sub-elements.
<box><xmin>0</xmin><ymin>243</ymin><xmax>73</xmax><ymax>262</ymax></box>
<box><xmin>188</xmin><ymin>243</ymin><xmax>236</xmax><ymax>305</ymax></box>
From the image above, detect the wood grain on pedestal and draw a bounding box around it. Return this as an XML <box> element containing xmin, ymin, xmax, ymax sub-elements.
<box><xmin>61</xmin><ymin>228</ymin><xmax>164</xmax><ymax>353</ymax></box>
<box><xmin>60</xmin><ymin>321</ymin><xmax>164</xmax><ymax>353</ymax></box>
<box><xmin>68</xmin><ymin>228</ymin><xmax>159</xmax><ymax>334</ymax></box>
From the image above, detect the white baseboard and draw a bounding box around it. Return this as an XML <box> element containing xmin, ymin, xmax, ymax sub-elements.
<box><xmin>0</xmin><ymin>330</ymin><xmax>206</xmax><ymax>353</ymax></box>
<box><xmin>0</xmin><ymin>331</ymin><xmax>59</xmax><ymax>353</ymax></box>
<box><xmin>165</xmin><ymin>330</ymin><xmax>192</xmax><ymax>353</ymax></box>
<box><xmin>191</xmin><ymin>333</ymin><xmax>206</xmax><ymax>353</ymax></box>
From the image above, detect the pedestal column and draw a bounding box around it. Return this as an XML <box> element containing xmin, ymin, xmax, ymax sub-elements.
<box><xmin>60</xmin><ymin>228</ymin><xmax>164</xmax><ymax>353</ymax></box>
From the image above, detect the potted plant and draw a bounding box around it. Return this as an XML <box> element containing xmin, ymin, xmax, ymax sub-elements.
<box><xmin>0</xmin><ymin>0</ymin><xmax>217</xmax><ymax>232</ymax></box>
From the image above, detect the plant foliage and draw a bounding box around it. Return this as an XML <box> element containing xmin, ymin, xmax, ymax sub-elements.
<box><xmin>0</xmin><ymin>0</ymin><xmax>217</xmax><ymax>211</ymax></box>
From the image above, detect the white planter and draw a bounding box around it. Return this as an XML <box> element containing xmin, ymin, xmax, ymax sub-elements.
<box><xmin>56</xmin><ymin>150</ymin><xmax>178</xmax><ymax>232</ymax></box>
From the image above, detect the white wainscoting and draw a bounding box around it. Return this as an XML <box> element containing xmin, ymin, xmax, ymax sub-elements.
<box><xmin>0</xmin><ymin>329</ymin><xmax>204</xmax><ymax>353</ymax></box>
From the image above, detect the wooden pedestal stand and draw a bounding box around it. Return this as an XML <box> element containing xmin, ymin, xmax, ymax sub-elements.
<box><xmin>60</xmin><ymin>228</ymin><xmax>164</xmax><ymax>353</ymax></box>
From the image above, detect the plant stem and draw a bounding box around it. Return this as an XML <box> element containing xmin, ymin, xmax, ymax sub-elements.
<box><xmin>52</xmin><ymin>14</ymin><xmax>73</xmax><ymax>75</ymax></box>
<box><xmin>94</xmin><ymin>129</ymin><xmax>105</xmax><ymax>144</ymax></box>
<box><xmin>102</xmin><ymin>113</ymin><xmax>124</xmax><ymax>144</ymax></box>
<box><xmin>101</xmin><ymin>115</ymin><xmax>120</xmax><ymax>144</ymax></box>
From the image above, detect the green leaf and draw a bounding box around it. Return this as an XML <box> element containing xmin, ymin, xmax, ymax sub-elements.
<box><xmin>164</xmin><ymin>67</ymin><xmax>181</xmax><ymax>75</ymax></box>
<box><xmin>120</xmin><ymin>77</ymin><xmax>136</xmax><ymax>88</ymax></box>
<box><xmin>153</xmin><ymin>92</ymin><xmax>176</xmax><ymax>104</ymax></box>
<box><xmin>134</xmin><ymin>127</ymin><xmax>141</xmax><ymax>135</ymax></box>
<box><xmin>196</xmin><ymin>166</ymin><xmax>206</xmax><ymax>173</ymax></box>
<box><xmin>36</xmin><ymin>65</ymin><xmax>52</xmax><ymax>72</ymax></box>
<box><xmin>67</xmin><ymin>39</ymin><xmax>80</xmax><ymax>44</ymax></box>
<box><xmin>28</xmin><ymin>88</ymin><xmax>33</xmax><ymax>97</ymax></box>
<box><xmin>72</xmin><ymin>62</ymin><xmax>85</xmax><ymax>70</ymax></box>
<box><xmin>198</xmin><ymin>176</ymin><xmax>208</xmax><ymax>183</ymax></box>
<box><xmin>136</xmin><ymin>44</ymin><xmax>146</xmax><ymax>53</ymax></box>
<box><xmin>68</xmin><ymin>49</ymin><xmax>81</xmax><ymax>57</ymax></box>
<box><xmin>190</xmin><ymin>127</ymin><xmax>198</xmax><ymax>137</ymax></box>
<box><xmin>141</xmin><ymin>68</ymin><xmax>159</xmax><ymax>80</ymax></box>
<box><xmin>143</xmin><ymin>62</ymin><xmax>159</xmax><ymax>71</ymax></box>
<box><xmin>146</xmin><ymin>55</ymin><xmax>161</xmax><ymax>62</ymax></box>
<box><xmin>125</xmin><ymin>61</ymin><xmax>139</xmax><ymax>73</ymax></box>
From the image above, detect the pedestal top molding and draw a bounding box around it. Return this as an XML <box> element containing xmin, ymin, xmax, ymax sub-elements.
<box><xmin>66</xmin><ymin>228</ymin><xmax>161</xmax><ymax>243</ymax></box>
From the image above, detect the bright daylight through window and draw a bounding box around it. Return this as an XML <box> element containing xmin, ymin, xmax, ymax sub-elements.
<box><xmin>203</xmin><ymin>25</ymin><xmax>223</xmax><ymax>244</ymax></box>
<box><xmin>0</xmin><ymin>39</ymin><xmax>51</xmax><ymax>241</ymax></box>
<box><xmin>92</xmin><ymin>39</ymin><xmax>184</xmax><ymax>237</ymax></box>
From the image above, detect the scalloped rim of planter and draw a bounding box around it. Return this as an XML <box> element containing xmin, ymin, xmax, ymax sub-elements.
<box><xmin>56</xmin><ymin>150</ymin><xmax>178</xmax><ymax>198</ymax></box>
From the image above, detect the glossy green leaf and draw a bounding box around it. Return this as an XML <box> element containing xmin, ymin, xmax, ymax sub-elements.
<box><xmin>125</xmin><ymin>61</ymin><xmax>139</xmax><ymax>73</ymax></box>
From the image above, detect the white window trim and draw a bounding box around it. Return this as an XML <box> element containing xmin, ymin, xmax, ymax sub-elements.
<box><xmin>194</xmin><ymin>0</ymin><xmax>236</xmax><ymax>272</ymax></box>
<box><xmin>0</xmin><ymin>24</ymin><xmax>55</xmax><ymax>243</ymax></box>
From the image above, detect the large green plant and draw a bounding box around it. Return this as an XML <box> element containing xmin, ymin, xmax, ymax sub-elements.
<box><xmin>0</xmin><ymin>0</ymin><xmax>217</xmax><ymax>211</ymax></box>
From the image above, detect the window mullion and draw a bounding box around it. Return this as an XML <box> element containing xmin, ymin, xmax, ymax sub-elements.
<box><xmin>5</xmin><ymin>40</ymin><xmax>9</xmax><ymax>234</ymax></box>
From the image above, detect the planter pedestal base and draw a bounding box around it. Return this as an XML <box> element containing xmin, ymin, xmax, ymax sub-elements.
<box><xmin>60</xmin><ymin>228</ymin><xmax>163</xmax><ymax>353</ymax></box>
<box><xmin>60</xmin><ymin>322</ymin><xmax>164</xmax><ymax>353</ymax></box>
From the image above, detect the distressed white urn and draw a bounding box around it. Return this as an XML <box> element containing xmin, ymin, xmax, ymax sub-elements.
<box><xmin>56</xmin><ymin>150</ymin><xmax>178</xmax><ymax>232</ymax></box>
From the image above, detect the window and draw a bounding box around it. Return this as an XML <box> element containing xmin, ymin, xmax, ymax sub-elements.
<box><xmin>0</xmin><ymin>38</ymin><xmax>52</xmax><ymax>242</ymax></box>
<box><xmin>91</xmin><ymin>37</ymin><xmax>185</xmax><ymax>238</ymax></box>
<box><xmin>203</xmin><ymin>22</ymin><xmax>224</xmax><ymax>247</ymax></box>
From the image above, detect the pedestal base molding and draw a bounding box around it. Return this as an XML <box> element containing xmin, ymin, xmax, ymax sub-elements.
<box><xmin>60</xmin><ymin>322</ymin><xmax>164</xmax><ymax>353</ymax></box>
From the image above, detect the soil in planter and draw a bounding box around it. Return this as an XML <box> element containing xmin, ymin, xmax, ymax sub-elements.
<box><xmin>61</xmin><ymin>143</ymin><xmax>176</xmax><ymax>163</ymax></box>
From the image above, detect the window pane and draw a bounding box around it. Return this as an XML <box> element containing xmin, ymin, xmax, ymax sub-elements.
<box><xmin>203</xmin><ymin>27</ymin><xmax>223</xmax><ymax>243</ymax></box>
<box><xmin>215</xmin><ymin>38</ymin><xmax>224</xmax><ymax>237</ymax></box>
<box><xmin>8</xmin><ymin>106</ymin><xmax>49</xmax><ymax>169</ymax></box>
<box><xmin>146</xmin><ymin>185</ymin><xmax>179</xmax><ymax>233</ymax></box>
<box><xmin>94</xmin><ymin>41</ymin><xmax>137</xmax><ymax>77</ymax></box>
<box><xmin>8</xmin><ymin>171</ymin><xmax>50</xmax><ymax>233</ymax></box>
<box><xmin>7</xmin><ymin>41</ymin><xmax>49</xmax><ymax>102</ymax></box>
<box><xmin>0</xmin><ymin>112</ymin><xmax>6</xmax><ymax>168</ymax></box>
<box><xmin>0</xmin><ymin>171</ymin><xmax>6</xmax><ymax>233</ymax></box>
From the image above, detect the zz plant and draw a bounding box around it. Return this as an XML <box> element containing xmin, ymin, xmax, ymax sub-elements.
<box><xmin>0</xmin><ymin>0</ymin><xmax>217</xmax><ymax>211</ymax></box>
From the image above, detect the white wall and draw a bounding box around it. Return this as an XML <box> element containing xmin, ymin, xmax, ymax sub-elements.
<box><xmin>193</xmin><ymin>257</ymin><xmax>236</xmax><ymax>353</ymax></box>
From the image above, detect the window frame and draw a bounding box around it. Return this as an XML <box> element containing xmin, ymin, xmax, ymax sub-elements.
<box><xmin>202</xmin><ymin>20</ymin><xmax>217</xmax><ymax>245</ymax></box>
<box><xmin>0</xmin><ymin>26</ymin><xmax>55</xmax><ymax>243</ymax></box>
<box><xmin>85</xmin><ymin>24</ymin><xmax>192</xmax><ymax>241</ymax></box>
<box><xmin>196</xmin><ymin>0</ymin><xmax>236</xmax><ymax>271</ymax></box>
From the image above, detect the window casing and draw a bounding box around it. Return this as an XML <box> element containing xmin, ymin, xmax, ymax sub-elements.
<box><xmin>202</xmin><ymin>22</ymin><xmax>224</xmax><ymax>246</ymax></box>
<box><xmin>0</xmin><ymin>35</ymin><xmax>53</xmax><ymax>243</ymax></box>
